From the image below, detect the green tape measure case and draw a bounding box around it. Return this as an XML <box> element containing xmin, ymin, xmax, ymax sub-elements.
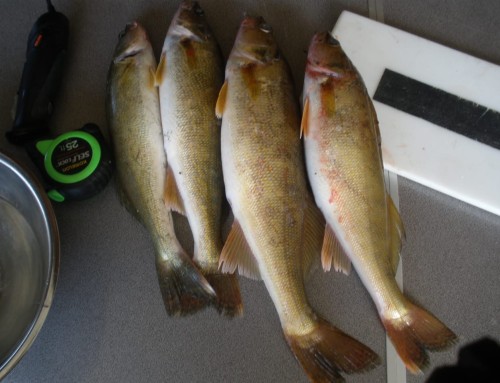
<box><xmin>27</xmin><ymin>123</ymin><xmax>113</xmax><ymax>202</ymax></box>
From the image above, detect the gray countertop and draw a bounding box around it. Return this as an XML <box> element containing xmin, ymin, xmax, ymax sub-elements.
<box><xmin>1</xmin><ymin>1</ymin><xmax>499</xmax><ymax>382</ymax></box>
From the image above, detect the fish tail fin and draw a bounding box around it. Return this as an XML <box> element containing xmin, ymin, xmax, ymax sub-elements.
<box><xmin>205</xmin><ymin>273</ymin><xmax>243</xmax><ymax>317</ymax></box>
<box><xmin>155</xmin><ymin>250</ymin><xmax>216</xmax><ymax>316</ymax></box>
<box><xmin>382</xmin><ymin>300</ymin><xmax>457</xmax><ymax>374</ymax></box>
<box><xmin>285</xmin><ymin>317</ymin><xmax>380</xmax><ymax>382</ymax></box>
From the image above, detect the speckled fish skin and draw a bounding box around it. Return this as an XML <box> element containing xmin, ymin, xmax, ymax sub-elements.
<box><xmin>221</xmin><ymin>16</ymin><xmax>309</xmax><ymax>332</ymax></box>
<box><xmin>157</xmin><ymin>1</ymin><xmax>242</xmax><ymax>316</ymax></box>
<box><xmin>218</xmin><ymin>18</ymin><xmax>379</xmax><ymax>382</ymax></box>
<box><xmin>106</xmin><ymin>22</ymin><xmax>215</xmax><ymax>316</ymax></box>
<box><xmin>302</xmin><ymin>32</ymin><xmax>456</xmax><ymax>374</ymax></box>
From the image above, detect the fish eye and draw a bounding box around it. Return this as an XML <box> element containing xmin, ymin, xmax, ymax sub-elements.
<box><xmin>326</xmin><ymin>34</ymin><xmax>340</xmax><ymax>46</ymax></box>
<box><xmin>259</xmin><ymin>23</ymin><xmax>272</xmax><ymax>33</ymax></box>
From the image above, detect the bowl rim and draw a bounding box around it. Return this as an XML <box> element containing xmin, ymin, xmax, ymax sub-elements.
<box><xmin>0</xmin><ymin>151</ymin><xmax>60</xmax><ymax>380</ymax></box>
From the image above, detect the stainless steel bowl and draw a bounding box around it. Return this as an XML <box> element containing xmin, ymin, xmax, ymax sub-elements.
<box><xmin>0</xmin><ymin>151</ymin><xmax>59</xmax><ymax>380</ymax></box>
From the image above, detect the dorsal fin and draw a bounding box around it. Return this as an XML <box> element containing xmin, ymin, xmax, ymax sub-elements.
<box><xmin>322</xmin><ymin>224</ymin><xmax>351</xmax><ymax>275</ymax></box>
<box><xmin>219</xmin><ymin>219</ymin><xmax>261</xmax><ymax>280</ymax></box>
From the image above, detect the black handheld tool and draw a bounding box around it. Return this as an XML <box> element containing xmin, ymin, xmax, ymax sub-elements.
<box><xmin>6</xmin><ymin>0</ymin><xmax>69</xmax><ymax>144</ymax></box>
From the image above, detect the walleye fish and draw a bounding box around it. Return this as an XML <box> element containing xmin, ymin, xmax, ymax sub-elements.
<box><xmin>157</xmin><ymin>0</ymin><xmax>242</xmax><ymax>316</ymax></box>
<box><xmin>106</xmin><ymin>22</ymin><xmax>216</xmax><ymax>316</ymax></box>
<box><xmin>301</xmin><ymin>32</ymin><xmax>457</xmax><ymax>373</ymax></box>
<box><xmin>217</xmin><ymin>17</ymin><xmax>379</xmax><ymax>382</ymax></box>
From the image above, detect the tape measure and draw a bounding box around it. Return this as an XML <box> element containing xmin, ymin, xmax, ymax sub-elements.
<box><xmin>27</xmin><ymin>123</ymin><xmax>113</xmax><ymax>202</ymax></box>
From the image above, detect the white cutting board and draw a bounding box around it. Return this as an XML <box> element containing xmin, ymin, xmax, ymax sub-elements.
<box><xmin>332</xmin><ymin>11</ymin><xmax>500</xmax><ymax>216</ymax></box>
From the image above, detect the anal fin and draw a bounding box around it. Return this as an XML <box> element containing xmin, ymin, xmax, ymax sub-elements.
<box><xmin>164</xmin><ymin>165</ymin><xmax>186</xmax><ymax>215</ymax></box>
<box><xmin>322</xmin><ymin>224</ymin><xmax>351</xmax><ymax>275</ymax></box>
<box><xmin>219</xmin><ymin>219</ymin><xmax>260</xmax><ymax>280</ymax></box>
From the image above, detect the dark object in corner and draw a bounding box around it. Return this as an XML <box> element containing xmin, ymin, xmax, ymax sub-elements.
<box><xmin>373</xmin><ymin>69</ymin><xmax>500</xmax><ymax>150</ymax></box>
<box><xmin>427</xmin><ymin>337</ymin><xmax>500</xmax><ymax>383</ymax></box>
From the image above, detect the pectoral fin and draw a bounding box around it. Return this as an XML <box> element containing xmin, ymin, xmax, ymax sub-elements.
<box><xmin>215</xmin><ymin>80</ymin><xmax>228</xmax><ymax>118</ymax></box>
<box><xmin>180</xmin><ymin>38</ymin><xmax>197</xmax><ymax>68</ymax></box>
<box><xmin>300</xmin><ymin>97</ymin><xmax>310</xmax><ymax>138</ymax></box>
<box><xmin>320</xmin><ymin>78</ymin><xmax>336</xmax><ymax>116</ymax></box>
<box><xmin>322</xmin><ymin>224</ymin><xmax>351</xmax><ymax>275</ymax></box>
<box><xmin>219</xmin><ymin>220</ymin><xmax>260</xmax><ymax>280</ymax></box>
<box><xmin>155</xmin><ymin>52</ymin><xmax>167</xmax><ymax>87</ymax></box>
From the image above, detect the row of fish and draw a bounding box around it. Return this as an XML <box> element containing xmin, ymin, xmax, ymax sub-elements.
<box><xmin>106</xmin><ymin>1</ymin><xmax>456</xmax><ymax>382</ymax></box>
<box><xmin>107</xmin><ymin>2</ymin><xmax>239</xmax><ymax>316</ymax></box>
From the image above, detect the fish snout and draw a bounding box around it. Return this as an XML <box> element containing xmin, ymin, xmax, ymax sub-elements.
<box><xmin>241</xmin><ymin>15</ymin><xmax>272</xmax><ymax>33</ymax></box>
<box><xmin>313</xmin><ymin>31</ymin><xmax>340</xmax><ymax>46</ymax></box>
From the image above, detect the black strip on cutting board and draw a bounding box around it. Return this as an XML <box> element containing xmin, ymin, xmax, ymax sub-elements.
<box><xmin>373</xmin><ymin>69</ymin><xmax>500</xmax><ymax>150</ymax></box>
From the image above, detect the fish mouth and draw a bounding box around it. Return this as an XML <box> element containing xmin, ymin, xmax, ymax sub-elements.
<box><xmin>117</xmin><ymin>21</ymin><xmax>149</xmax><ymax>43</ymax></box>
<box><xmin>230</xmin><ymin>15</ymin><xmax>279</xmax><ymax>65</ymax></box>
<box><xmin>114</xmin><ymin>49</ymin><xmax>142</xmax><ymax>63</ymax></box>
<box><xmin>118</xmin><ymin>22</ymin><xmax>138</xmax><ymax>39</ymax></box>
<box><xmin>172</xmin><ymin>0</ymin><xmax>210</xmax><ymax>42</ymax></box>
<box><xmin>304</xmin><ymin>32</ymin><xmax>346</xmax><ymax>75</ymax></box>
<box><xmin>114</xmin><ymin>22</ymin><xmax>148</xmax><ymax>63</ymax></box>
<box><xmin>313</xmin><ymin>31</ymin><xmax>340</xmax><ymax>46</ymax></box>
<box><xmin>241</xmin><ymin>15</ymin><xmax>272</xmax><ymax>33</ymax></box>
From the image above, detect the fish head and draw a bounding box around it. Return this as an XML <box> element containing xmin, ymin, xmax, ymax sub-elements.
<box><xmin>168</xmin><ymin>0</ymin><xmax>212</xmax><ymax>42</ymax></box>
<box><xmin>306</xmin><ymin>32</ymin><xmax>351</xmax><ymax>77</ymax></box>
<box><xmin>113</xmin><ymin>22</ymin><xmax>150</xmax><ymax>63</ymax></box>
<box><xmin>228</xmin><ymin>15</ymin><xmax>279</xmax><ymax>67</ymax></box>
